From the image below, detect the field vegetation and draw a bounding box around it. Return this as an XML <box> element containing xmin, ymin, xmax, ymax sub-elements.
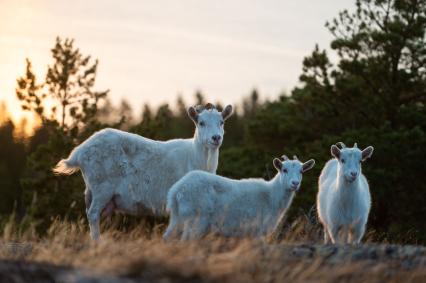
<box><xmin>0</xmin><ymin>0</ymin><xmax>426</xmax><ymax>281</ymax></box>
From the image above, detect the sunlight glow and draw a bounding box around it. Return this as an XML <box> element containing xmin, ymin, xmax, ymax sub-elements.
<box><xmin>0</xmin><ymin>0</ymin><xmax>354</xmax><ymax>130</ymax></box>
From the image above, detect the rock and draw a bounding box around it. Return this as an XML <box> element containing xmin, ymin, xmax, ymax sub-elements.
<box><xmin>291</xmin><ymin>245</ymin><xmax>314</xmax><ymax>258</ymax></box>
<box><xmin>317</xmin><ymin>245</ymin><xmax>338</xmax><ymax>258</ymax></box>
<box><xmin>400</xmin><ymin>245</ymin><xmax>422</xmax><ymax>258</ymax></box>
<box><xmin>351</xmin><ymin>247</ymin><xmax>368</xmax><ymax>261</ymax></box>
<box><xmin>384</xmin><ymin>245</ymin><xmax>397</xmax><ymax>257</ymax></box>
<box><xmin>0</xmin><ymin>260</ymin><xmax>135</xmax><ymax>283</ymax></box>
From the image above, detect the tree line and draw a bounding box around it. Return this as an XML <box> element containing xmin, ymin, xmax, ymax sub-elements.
<box><xmin>0</xmin><ymin>0</ymin><xmax>425</xmax><ymax>243</ymax></box>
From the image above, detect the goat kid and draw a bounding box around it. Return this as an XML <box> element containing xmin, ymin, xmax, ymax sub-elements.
<box><xmin>317</xmin><ymin>142</ymin><xmax>374</xmax><ymax>244</ymax></box>
<box><xmin>164</xmin><ymin>155</ymin><xmax>315</xmax><ymax>240</ymax></box>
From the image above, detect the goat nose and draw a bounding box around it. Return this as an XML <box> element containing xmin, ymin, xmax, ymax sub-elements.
<box><xmin>350</xmin><ymin>171</ymin><xmax>357</xmax><ymax>177</ymax></box>
<box><xmin>212</xmin><ymin>135</ymin><xmax>221</xmax><ymax>142</ymax></box>
<box><xmin>292</xmin><ymin>181</ymin><xmax>299</xmax><ymax>186</ymax></box>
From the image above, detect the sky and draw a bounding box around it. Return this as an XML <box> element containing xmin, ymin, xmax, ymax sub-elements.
<box><xmin>0</xmin><ymin>0</ymin><xmax>354</xmax><ymax>123</ymax></box>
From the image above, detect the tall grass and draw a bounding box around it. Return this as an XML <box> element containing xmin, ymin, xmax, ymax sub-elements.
<box><xmin>0</xmin><ymin>213</ymin><xmax>425</xmax><ymax>282</ymax></box>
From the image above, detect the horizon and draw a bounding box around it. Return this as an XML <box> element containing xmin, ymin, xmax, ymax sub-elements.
<box><xmin>0</xmin><ymin>0</ymin><xmax>353</xmax><ymax>126</ymax></box>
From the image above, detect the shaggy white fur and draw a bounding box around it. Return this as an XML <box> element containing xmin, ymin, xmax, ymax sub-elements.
<box><xmin>163</xmin><ymin>155</ymin><xmax>315</xmax><ymax>240</ymax></box>
<box><xmin>53</xmin><ymin>103</ymin><xmax>233</xmax><ymax>240</ymax></box>
<box><xmin>317</xmin><ymin>142</ymin><xmax>374</xmax><ymax>244</ymax></box>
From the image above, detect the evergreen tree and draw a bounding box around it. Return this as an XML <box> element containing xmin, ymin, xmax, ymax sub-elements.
<box><xmin>46</xmin><ymin>37</ymin><xmax>108</xmax><ymax>131</ymax></box>
<box><xmin>15</xmin><ymin>37</ymin><xmax>111</xmax><ymax>230</ymax></box>
<box><xmin>4</xmin><ymin>0</ymin><xmax>426</xmax><ymax>243</ymax></box>
<box><xmin>16</xmin><ymin>59</ymin><xmax>45</xmax><ymax>121</ymax></box>
<box><xmin>243</xmin><ymin>0</ymin><xmax>426</xmax><ymax>242</ymax></box>
<box><xmin>0</xmin><ymin>105</ymin><xmax>26</xmax><ymax>218</ymax></box>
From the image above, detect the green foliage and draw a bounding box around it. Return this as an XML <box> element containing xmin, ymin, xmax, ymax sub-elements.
<box><xmin>0</xmin><ymin>120</ymin><xmax>26</xmax><ymax>216</ymax></box>
<box><xmin>16</xmin><ymin>59</ymin><xmax>45</xmax><ymax>119</ymax></box>
<box><xmin>1</xmin><ymin>0</ymin><xmax>425</xmax><ymax>243</ymax></box>
<box><xmin>240</xmin><ymin>0</ymin><xmax>426</xmax><ymax>243</ymax></box>
<box><xmin>13</xmin><ymin>37</ymin><xmax>115</xmax><ymax>231</ymax></box>
<box><xmin>46</xmin><ymin>37</ymin><xmax>109</xmax><ymax>129</ymax></box>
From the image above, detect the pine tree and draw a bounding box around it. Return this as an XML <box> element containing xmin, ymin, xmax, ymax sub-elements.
<box><xmin>16</xmin><ymin>59</ymin><xmax>45</xmax><ymax>121</ymax></box>
<box><xmin>243</xmin><ymin>0</ymin><xmax>426</xmax><ymax>242</ymax></box>
<box><xmin>46</xmin><ymin>37</ymin><xmax>108</xmax><ymax>131</ymax></box>
<box><xmin>15</xmin><ymin>37</ymin><xmax>111</xmax><ymax>230</ymax></box>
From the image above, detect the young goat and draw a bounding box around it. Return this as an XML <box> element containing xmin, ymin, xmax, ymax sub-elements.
<box><xmin>163</xmin><ymin>155</ymin><xmax>315</xmax><ymax>241</ymax></box>
<box><xmin>53</xmin><ymin>103</ymin><xmax>233</xmax><ymax>240</ymax></box>
<box><xmin>317</xmin><ymin>142</ymin><xmax>374</xmax><ymax>244</ymax></box>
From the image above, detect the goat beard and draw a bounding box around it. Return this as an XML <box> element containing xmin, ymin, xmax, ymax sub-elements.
<box><xmin>206</xmin><ymin>148</ymin><xmax>217</xmax><ymax>172</ymax></box>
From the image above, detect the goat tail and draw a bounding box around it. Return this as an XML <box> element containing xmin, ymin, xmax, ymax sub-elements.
<box><xmin>53</xmin><ymin>152</ymin><xmax>80</xmax><ymax>175</ymax></box>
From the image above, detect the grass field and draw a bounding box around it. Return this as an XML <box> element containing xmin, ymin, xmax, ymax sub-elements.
<box><xmin>0</xmin><ymin>216</ymin><xmax>425</xmax><ymax>283</ymax></box>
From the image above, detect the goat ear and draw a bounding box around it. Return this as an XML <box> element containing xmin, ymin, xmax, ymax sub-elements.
<box><xmin>361</xmin><ymin>146</ymin><xmax>374</xmax><ymax>161</ymax></box>
<box><xmin>273</xmin><ymin>158</ymin><xmax>282</xmax><ymax>171</ymax></box>
<box><xmin>222</xmin><ymin>105</ymin><xmax>233</xmax><ymax>121</ymax></box>
<box><xmin>331</xmin><ymin>145</ymin><xmax>340</xmax><ymax>159</ymax></box>
<box><xmin>302</xmin><ymin>159</ymin><xmax>315</xmax><ymax>172</ymax></box>
<box><xmin>187</xmin><ymin>106</ymin><xmax>198</xmax><ymax>123</ymax></box>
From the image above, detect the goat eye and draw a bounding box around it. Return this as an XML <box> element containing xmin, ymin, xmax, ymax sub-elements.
<box><xmin>199</xmin><ymin>121</ymin><xmax>205</xmax><ymax>127</ymax></box>
<box><xmin>341</xmin><ymin>159</ymin><xmax>345</xmax><ymax>163</ymax></box>
<box><xmin>283</xmin><ymin>169</ymin><xmax>288</xmax><ymax>173</ymax></box>
<box><xmin>220</xmin><ymin>121</ymin><xmax>224</xmax><ymax>126</ymax></box>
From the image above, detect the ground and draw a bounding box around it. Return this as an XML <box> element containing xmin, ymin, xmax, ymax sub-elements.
<box><xmin>0</xmin><ymin>220</ymin><xmax>425</xmax><ymax>283</ymax></box>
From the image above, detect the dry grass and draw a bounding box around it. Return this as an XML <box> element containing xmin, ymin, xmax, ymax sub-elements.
<box><xmin>0</xmin><ymin>217</ymin><xmax>425</xmax><ymax>283</ymax></box>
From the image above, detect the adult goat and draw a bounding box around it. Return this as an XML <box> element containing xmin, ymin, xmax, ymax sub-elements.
<box><xmin>54</xmin><ymin>103</ymin><xmax>233</xmax><ymax>240</ymax></box>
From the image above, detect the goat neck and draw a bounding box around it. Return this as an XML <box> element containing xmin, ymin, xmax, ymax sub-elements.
<box><xmin>192</xmin><ymin>137</ymin><xmax>219</xmax><ymax>173</ymax></box>
<box><xmin>269</xmin><ymin>173</ymin><xmax>295</xmax><ymax>219</ymax></box>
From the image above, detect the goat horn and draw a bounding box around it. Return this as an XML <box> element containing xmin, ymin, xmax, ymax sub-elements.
<box><xmin>281</xmin><ymin>155</ymin><xmax>289</xmax><ymax>161</ymax></box>
<box><xmin>195</xmin><ymin>105</ymin><xmax>205</xmax><ymax>113</ymax></box>
<box><xmin>354</xmin><ymin>142</ymin><xmax>358</xmax><ymax>148</ymax></box>
<box><xmin>293</xmin><ymin>155</ymin><xmax>299</xmax><ymax>160</ymax></box>
<box><xmin>336</xmin><ymin>142</ymin><xmax>346</xmax><ymax>148</ymax></box>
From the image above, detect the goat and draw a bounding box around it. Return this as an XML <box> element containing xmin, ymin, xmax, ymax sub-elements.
<box><xmin>53</xmin><ymin>103</ymin><xmax>233</xmax><ymax>240</ymax></box>
<box><xmin>163</xmin><ymin>155</ymin><xmax>315</xmax><ymax>240</ymax></box>
<box><xmin>317</xmin><ymin>142</ymin><xmax>374</xmax><ymax>244</ymax></box>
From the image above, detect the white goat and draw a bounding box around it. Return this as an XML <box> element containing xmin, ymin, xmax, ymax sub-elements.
<box><xmin>53</xmin><ymin>103</ymin><xmax>233</xmax><ymax>240</ymax></box>
<box><xmin>317</xmin><ymin>142</ymin><xmax>374</xmax><ymax>244</ymax></box>
<box><xmin>163</xmin><ymin>155</ymin><xmax>315</xmax><ymax>240</ymax></box>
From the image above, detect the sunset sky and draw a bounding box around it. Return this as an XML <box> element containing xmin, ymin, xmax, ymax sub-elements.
<box><xmin>0</xmin><ymin>0</ymin><xmax>354</xmax><ymax>123</ymax></box>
